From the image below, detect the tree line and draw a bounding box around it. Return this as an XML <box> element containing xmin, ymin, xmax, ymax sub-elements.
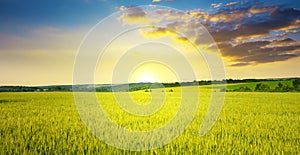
<box><xmin>225</xmin><ymin>79</ymin><xmax>300</xmax><ymax>92</ymax></box>
<box><xmin>1</xmin><ymin>78</ymin><xmax>299</xmax><ymax>92</ymax></box>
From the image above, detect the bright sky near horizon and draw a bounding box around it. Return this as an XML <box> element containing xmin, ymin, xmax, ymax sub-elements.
<box><xmin>0</xmin><ymin>0</ymin><xmax>300</xmax><ymax>86</ymax></box>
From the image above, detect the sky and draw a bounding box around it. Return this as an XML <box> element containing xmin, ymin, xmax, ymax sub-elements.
<box><xmin>0</xmin><ymin>0</ymin><xmax>300</xmax><ymax>86</ymax></box>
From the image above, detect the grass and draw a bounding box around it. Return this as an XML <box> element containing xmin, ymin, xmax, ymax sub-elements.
<box><xmin>221</xmin><ymin>79</ymin><xmax>293</xmax><ymax>90</ymax></box>
<box><xmin>0</xmin><ymin>89</ymin><xmax>299</xmax><ymax>154</ymax></box>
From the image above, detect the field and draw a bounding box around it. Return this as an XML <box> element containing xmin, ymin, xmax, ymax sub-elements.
<box><xmin>212</xmin><ymin>79</ymin><xmax>294</xmax><ymax>91</ymax></box>
<box><xmin>0</xmin><ymin>87</ymin><xmax>299</xmax><ymax>154</ymax></box>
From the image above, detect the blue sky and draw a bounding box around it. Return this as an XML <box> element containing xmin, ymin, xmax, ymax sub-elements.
<box><xmin>2</xmin><ymin>0</ymin><xmax>296</xmax><ymax>33</ymax></box>
<box><xmin>0</xmin><ymin>0</ymin><xmax>300</xmax><ymax>85</ymax></box>
<box><xmin>1</xmin><ymin>0</ymin><xmax>299</xmax><ymax>37</ymax></box>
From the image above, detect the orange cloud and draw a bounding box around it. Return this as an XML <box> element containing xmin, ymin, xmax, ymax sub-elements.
<box><xmin>118</xmin><ymin>4</ymin><xmax>300</xmax><ymax>66</ymax></box>
<box><xmin>249</xmin><ymin>6</ymin><xmax>278</xmax><ymax>14</ymax></box>
<box><xmin>209</xmin><ymin>11</ymin><xmax>247</xmax><ymax>22</ymax></box>
<box><xmin>139</xmin><ymin>27</ymin><xmax>179</xmax><ymax>39</ymax></box>
<box><xmin>276</xmin><ymin>20</ymin><xmax>300</xmax><ymax>32</ymax></box>
<box><xmin>119</xmin><ymin>6</ymin><xmax>161</xmax><ymax>25</ymax></box>
<box><xmin>188</xmin><ymin>10</ymin><xmax>209</xmax><ymax>21</ymax></box>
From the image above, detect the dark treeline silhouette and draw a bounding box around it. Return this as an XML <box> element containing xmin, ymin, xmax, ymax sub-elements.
<box><xmin>226</xmin><ymin>78</ymin><xmax>270</xmax><ymax>83</ymax></box>
<box><xmin>0</xmin><ymin>86</ymin><xmax>71</xmax><ymax>92</ymax></box>
<box><xmin>0</xmin><ymin>86</ymin><xmax>40</xmax><ymax>92</ymax></box>
<box><xmin>1</xmin><ymin>78</ymin><xmax>299</xmax><ymax>92</ymax></box>
<box><xmin>225</xmin><ymin>78</ymin><xmax>300</xmax><ymax>92</ymax></box>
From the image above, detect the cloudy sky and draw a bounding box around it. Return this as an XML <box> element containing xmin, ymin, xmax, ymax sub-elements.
<box><xmin>1</xmin><ymin>0</ymin><xmax>300</xmax><ymax>86</ymax></box>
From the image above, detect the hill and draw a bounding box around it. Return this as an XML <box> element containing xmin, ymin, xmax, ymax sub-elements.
<box><xmin>0</xmin><ymin>78</ymin><xmax>299</xmax><ymax>92</ymax></box>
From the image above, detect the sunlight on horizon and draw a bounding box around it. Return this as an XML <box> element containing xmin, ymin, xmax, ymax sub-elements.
<box><xmin>129</xmin><ymin>62</ymin><xmax>179</xmax><ymax>83</ymax></box>
<box><xmin>136</xmin><ymin>73</ymin><xmax>157</xmax><ymax>83</ymax></box>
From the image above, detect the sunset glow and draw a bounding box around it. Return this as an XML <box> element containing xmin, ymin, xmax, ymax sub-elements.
<box><xmin>0</xmin><ymin>0</ymin><xmax>300</xmax><ymax>86</ymax></box>
<box><xmin>137</xmin><ymin>73</ymin><xmax>157</xmax><ymax>83</ymax></box>
<box><xmin>128</xmin><ymin>62</ymin><xmax>179</xmax><ymax>83</ymax></box>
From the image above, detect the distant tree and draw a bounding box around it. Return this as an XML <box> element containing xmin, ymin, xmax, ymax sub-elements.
<box><xmin>274</xmin><ymin>82</ymin><xmax>284</xmax><ymax>92</ymax></box>
<box><xmin>169</xmin><ymin>89</ymin><xmax>173</xmax><ymax>92</ymax></box>
<box><xmin>282</xmin><ymin>84</ymin><xmax>293</xmax><ymax>92</ymax></box>
<box><xmin>243</xmin><ymin>86</ymin><xmax>252</xmax><ymax>92</ymax></box>
<box><xmin>278</xmin><ymin>82</ymin><xmax>284</xmax><ymax>88</ymax></box>
<box><xmin>274</xmin><ymin>82</ymin><xmax>294</xmax><ymax>92</ymax></box>
<box><xmin>227</xmin><ymin>78</ymin><xmax>234</xmax><ymax>83</ymax></box>
<box><xmin>234</xmin><ymin>86</ymin><xmax>252</xmax><ymax>92</ymax></box>
<box><xmin>254</xmin><ymin>83</ymin><xmax>271</xmax><ymax>92</ymax></box>
<box><xmin>96</xmin><ymin>87</ymin><xmax>112</xmax><ymax>92</ymax></box>
<box><xmin>292</xmin><ymin>78</ymin><xmax>300</xmax><ymax>91</ymax></box>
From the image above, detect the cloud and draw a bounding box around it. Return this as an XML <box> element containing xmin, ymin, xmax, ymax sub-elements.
<box><xmin>211</xmin><ymin>3</ymin><xmax>222</xmax><ymax>9</ymax></box>
<box><xmin>249</xmin><ymin>6</ymin><xmax>278</xmax><ymax>14</ymax></box>
<box><xmin>152</xmin><ymin>0</ymin><xmax>161</xmax><ymax>2</ymax></box>
<box><xmin>187</xmin><ymin>9</ymin><xmax>209</xmax><ymax>20</ymax></box>
<box><xmin>204</xmin><ymin>3</ymin><xmax>300</xmax><ymax>66</ymax></box>
<box><xmin>271</xmin><ymin>7</ymin><xmax>300</xmax><ymax>18</ymax></box>
<box><xmin>208</xmin><ymin>7</ymin><xmax>300</xmax><ymax>43</ymax></box>
<box><xmin>121</xmin><ymin>6</ymin><xmax>146</xmax><ymax>18</ymax></box>
<box><xmin>269</xmin><ymin>38</ymin><xmax>300</xmax><ymax>47</ymax></box>
<box><xmin>120</xmin><ymin>6</ymin><xmax>152</xmax><ymax>25</ymax></box>
<box><xmin>209</xmin><ymin>9</ymin><xmax>247</xmax><ymax>22</ymax></box>
<box><xmin>140</xmin><ymin>27</ymin><xmax>178</xmax><ymax>38</ymax></box>
<box><xmin>119</xmin><ymin>5</ymin><xmax>126</xmax><ymax>11</ymax></box>
<box><xmin>230</xmin><ymin>62</ymin><xmax>251</xmax><ymax>67</ymax></box>
<box><xmin>220</xmin><ymin>39</ymin><xmax>300</xmax><ymax>65</ymax></box>
<box><xmin>118</xmin><ymin>2</ymin><xmax>300</xmax><ymax>66</ymax></box>
<box><xmin>152</xmin><ymin>0</ymin><xmax>174</xmax><ymax>2</ymax></box>
<box><xmin>225</xmin><ymin>2</ymin><xmax>239</xmax><ymax>7</ymax></box>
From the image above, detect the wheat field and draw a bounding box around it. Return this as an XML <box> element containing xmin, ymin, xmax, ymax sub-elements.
<box><xmin>0</xmin><ymin>89</ymin><xmax>299</xmax><ymax>154</ymax></box>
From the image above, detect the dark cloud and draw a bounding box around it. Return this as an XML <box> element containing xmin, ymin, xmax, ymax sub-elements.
<box><xmin>270</xmin><ymin>8</ymin><xmax>300</xmax><ymax>18</ymax></box>
<box><xmin>202</xmin><ymin>2</ymin><xmax>300</xmax><ymax>66</ymax></box>
<box><xmin>220</xmin><ymin>39</ymin><xmax>300</xmax><ymax>65</ymax></box>
<box><xmin>122</xmin><ymin>6</ymin><xmax>146</xmax><ymax>18</ymax></box>
<box><xmin>230</xmin><ymin>62</ymin><xmax>251</xmax><ymax>67</ymax></box>
<box><xmin>274</xmin><ymin>38</ymin><xmax>297</xmax><ymax>44</ymax></box>
<box><xmin>207</xmin><ymin>5</ymin><xmax>300</xmax><ymax>42</ymax></box>
<box><xmin>119</xmin><ymin>6</ymin><xmax>150</xmax><ymax>24</ymax></box>
<box><xmin>219</xmin><ymin>41</ymin><xmax>270</xmax><ymax>57</ymax></box>
<box><xmin>238</xmin><ymin>53</ymin><xmax>299</xmax><ymax>63</ymax></box>
<box><xmin>119</xmin><ymin>2</ymin><xmax>300</xmax><ymax>66</ymax></box>
<box><xmin>249</xmin><ymin>6</ymin><xmax>278</xmax><ymax>14</ymax></box>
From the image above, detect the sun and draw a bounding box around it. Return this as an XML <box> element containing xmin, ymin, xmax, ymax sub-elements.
<box><xmin>137</xmin><ymin>73</ymin><xmax>157</xmax><ymax>83</ymax></box>
<box><xmin>129</xmin><ymin>62</ymin><xmax>178</xmax><ymax>83</ymax></box>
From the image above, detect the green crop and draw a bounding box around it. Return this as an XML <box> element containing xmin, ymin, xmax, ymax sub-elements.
<box><xmin>0</xmin><ymin>89</ymin><xmax>299</xmax><ymax>154</ymax></box>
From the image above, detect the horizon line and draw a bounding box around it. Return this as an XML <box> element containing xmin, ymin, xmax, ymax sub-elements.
<box><xmin>1</xmin><ymin>76</ymin><xmax>299</xmax><ymax>87</ymax></box>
